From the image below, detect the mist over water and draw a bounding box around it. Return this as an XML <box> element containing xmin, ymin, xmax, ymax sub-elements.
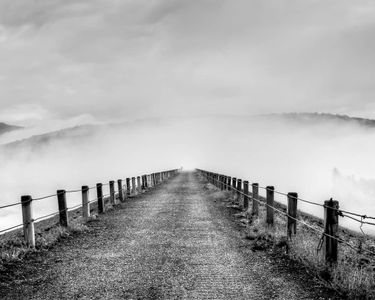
<box><xmin>0</xmin><ymin>115</ymin><xmax>374</xmax><ymax>234</ymax></box>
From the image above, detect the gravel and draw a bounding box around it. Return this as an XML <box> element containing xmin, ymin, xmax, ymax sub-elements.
<box><xmin>0</xmin><ymin>171</ymin><xmax>340</xmax><ymax>299</ymax></box>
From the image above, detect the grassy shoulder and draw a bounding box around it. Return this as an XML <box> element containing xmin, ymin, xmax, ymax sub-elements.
<box><xmin>206</xmin><ymin>180</ymin><xmax>375</xmax><ymax>299</ymax></box>
<box><xmin>0</xmin><ymin>211</ymin><xmax>91</xmax><ymax>266</ymax></box>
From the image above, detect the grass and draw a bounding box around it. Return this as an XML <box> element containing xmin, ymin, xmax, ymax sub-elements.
<box><xmin>0</xmin><ymin>212</ymin><xmax>90</xmax><ymax>266</ymax></box>
<box><xmin>209</xmin><ymin>181</ymin><xmax>375</xmax><ymax>299</ymax></box>
<box><xmin>0</xmin><ymin>192</ymin><xmax>136</xmax><ymax>268</ymax></box>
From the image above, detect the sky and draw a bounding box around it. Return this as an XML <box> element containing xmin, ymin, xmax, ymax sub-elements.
<box><xmin>1</xmin><ymin>0</ymin><xmax>375</xmax><ymax>126</ymax></box>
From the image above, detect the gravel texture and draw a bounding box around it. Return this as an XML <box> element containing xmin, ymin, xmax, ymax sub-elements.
<box><xmin>0</xmin><ymin>171</ymin><xmax>339</xmax><ymax>299</ymax></box>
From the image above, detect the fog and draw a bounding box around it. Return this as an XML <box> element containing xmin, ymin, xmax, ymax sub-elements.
<box><xmin>1</xmin><ymin>115</ymin><xmax>374</xmax><ymax>234</ymax></box>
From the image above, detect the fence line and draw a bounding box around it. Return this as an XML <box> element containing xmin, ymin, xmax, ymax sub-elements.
<box><xmin>196</xmin><ymin>169</ymin><xmax>375</xmax><ymax>264</ymax></box>
<box><xmin>0</xmin><ymin>202</ymin><xmax>22</xmax><ymax>210</ymax></box>
<box><xmin>0</xmin><ymin>169</ymin><xmax>180</xmax><ymax>243</ymax></box>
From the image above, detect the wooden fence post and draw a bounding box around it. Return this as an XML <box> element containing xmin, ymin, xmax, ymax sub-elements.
<box><xmin>97</xmin><ymin>183</ymin><xmax>104</xmax><ymax>213</ymax></box>
<box><xmin>227</xmin><ymin>176</ymin><xmax>231</xmax><ymax>191</ymax></box>
<box><xmin>243</xmin><ymin>181</ymin><xmax>249</xmax><ymax>210</ymax></box>
<box><xmin>266</xmin><ymin>186</ymin><xmax>274</xmax><ymax>227</ymax></box>
<box><xmin>126</xmin><ymin>178</ymin><xmax>131</xmax><ymax>196</ymax></box>
<box><xmin>141</xmin><ymin>175</ymin><xmax>145</xmax><ymax>190</ymax></box>
<box><xmin>232</xmin><ymin>177</ymin><xmax>237</xmax><ymax>196</ymax></box>
<box><xmin>236</xmin><ymin>179</ymin><xmax>242</xmax><ymax>204</ymax></box>
<box><xmin>287</xmin><ymin>192</ymin><xmax>298</xmax><ymax>239</ymax></box>
<box><xmin>137</xmin><ymin>176</ymin><xmax>141</xmax><ymax>193</ymax></box>
<box><xmin>252</xmin><ymin>183</ymin><xmax>259</xmax><ymax>217</ymax></box>
<box><xmin>21</xmin><ymin>195</ymin><xmax>35</xmax><ymax>248</ymax></box>
<box><xmin>131</xmin><ymin>177</ymin><xmax>136</xmax><ymax>194</ymax></box>
<box><xmin>109</xmin><ymin>181</ymin><xmax>115</xmax><ymax>204</ymax></box>
<box><xmin>117</xmin><ymin>179</ymin><xmax>124</xmax><ymax>202</ymax></box>
<box><xmin>82</xmin><ymin>186</ymin><xmax>90</xmax><ymax>222</ymax></box>
<box><xmin>57</xmin><ymin>190</ymin><xmax>69</xmax><ymax>227</ymax></box>
<box><xmin>324</xmin><ymin>199</ymin><xmax>339</xmax><ymax>264</ymax></box>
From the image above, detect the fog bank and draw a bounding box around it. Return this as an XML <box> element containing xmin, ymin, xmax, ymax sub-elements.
<box><xmin>0</xmin><ymin>115</ymin><xmax>374</xmax><ymax>234</ymax></box>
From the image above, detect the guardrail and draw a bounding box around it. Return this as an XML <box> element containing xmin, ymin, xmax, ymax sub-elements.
<box><xmin>0</xmin><ymin>169</ymin><xmax>180</xmax><ymax>247</ymax></box>
<box><xmin>196</xmin><ymin>169</ymin><xmax>375</xmax><ymax>265</ymax></box>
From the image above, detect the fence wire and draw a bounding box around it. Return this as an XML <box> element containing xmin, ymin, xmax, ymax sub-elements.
<box><xmin>0</xmin><ymin>170</ymin><xmax>177</xmax><ymax>236</ymax></box>
<box><xmin>202</xmin><ymin>172</ymin><xmax>375</xmax><ymax>256</ymax></box>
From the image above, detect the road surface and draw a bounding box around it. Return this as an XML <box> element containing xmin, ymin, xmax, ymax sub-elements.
<box><xmin>0</xmin><ymin>171</ymin><xmax>337</xmax><ymax>299</ymax></box>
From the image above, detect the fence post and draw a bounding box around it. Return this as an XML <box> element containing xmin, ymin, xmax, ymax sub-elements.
<box><xmin>243</xmin><ymin>181</ymin><xmax>249</xmax><ymax>210</ymax></box>
<box><xmin>266</xmin><ymin>186</ymin><xmax>274</xmax><ymax>227</ymax></box>
<box><xmin>236</xmin><ymin>179</ymin><xmax>242</xmax><ymax>204</ymax></box>
<box><xmin>141</xmin><ymin>175</ymin><xmax>145</xmax><ymax>190</ymax></box>
<box><xmin>131</xmin><ymin>177</ymin><xmax>136</xmax><ymax>194</ymax></box>
<box><xmin>227</xmin><ymin>176</ymin><xmax>231</xmax><ymax>191</ymax></box>
<box><xmin>82</xmin><ymin>186</ymin><xmax>90</xmax><ymax>222</ymax></box>
<box><xmin>287</xmin><ymin>192</ymin><xmax>298</xmax><ymax>239</ymax></box>
<box><xmin>57</xmin><ymin>190</ymin><xmax>69</xmax><ymax>227</ymax></box>
<box><xmin>21</xmin><ymin>195</ymin><xmax>35</xmax><ymax>248</ymax></box>
<box><xmin>117</xmin><ymin>179</ymin><xmax>124</xmax><ymax>202</ymax></box>
<box><xmin>97</xmin><ymin>183</ymin><xmax>104</xmax><ymax>213</ymax></box>
<box><xmin>232</xmin><ymin>177</ymin><xmax>236</xmax><ymax>192</ymax></box>
<box><xmin>252</xmin><ymin>183</ymin><xmax>259</xmax><ymax>216</ymax></box>
<box><xmin>109</xmin><ymin>181</ymin><xmax>115</xmax><ymax>204</ymax></box>
<box><xmin>137</xmin><ymin>176</ymin><xmax>141</xmax><ymax>193</ymax></box>
<box><xmin>126</xmin><ymin>178</ymin><xmax>131</xmax><ymax>196</ymax></box>
<box><xmin>324</xmin><ymin>199</ymin><xmax>339</xmax><ymax>265</ymax></box>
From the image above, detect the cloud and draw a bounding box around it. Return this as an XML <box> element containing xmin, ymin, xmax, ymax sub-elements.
<box><xmin>0</xmin><ymin>0</ymin><xmax>375</xmax><ymax>124</ymax></box>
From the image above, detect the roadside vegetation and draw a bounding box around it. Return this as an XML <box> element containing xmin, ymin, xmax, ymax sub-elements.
<box><xmin>0</xmin><ymin>209</ymin><xmax>91</xmax><ymax>266</ymax></box>
<box><xmin>207</xmin><ymin>181</ymin><xmax>375</xmax><ymax>299</ymax></box>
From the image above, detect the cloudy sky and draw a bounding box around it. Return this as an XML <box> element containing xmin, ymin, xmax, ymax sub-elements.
<box><xmin>1</xmin><ymin>0</ymin><xmax>375</xmax><ymax>125</ymax></box>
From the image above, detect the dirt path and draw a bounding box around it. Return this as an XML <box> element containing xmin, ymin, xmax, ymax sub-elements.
<box><xmin>1</xmin><ymin>172</ymin><xmax>336</xmax><ymax>299</ymax></box>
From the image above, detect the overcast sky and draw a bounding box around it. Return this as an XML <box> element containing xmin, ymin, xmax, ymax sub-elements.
<box><xmin>0</xmin><ymin>0</ymin><xmax>375</xmax><ymax>125</ymax></box>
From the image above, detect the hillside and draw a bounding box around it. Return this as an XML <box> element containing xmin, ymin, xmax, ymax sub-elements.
<box><xmin>0</xmin><ymin>124</ymin><xmax>98</xmax><ymax>152</ymax></box>
<box><xmin>264</xmin><ymin>112</ymin><xmax>375</xmax><ymax>129</ymax></box>
<box><xmin>0</xmin><ymin>122</ymin><xmax>22</xmax><ymax>135</ymax></box>
<box><xmin>1</xmin><ymin>113</ymin><xmax>374</xmax><ymax>152</ymax></box>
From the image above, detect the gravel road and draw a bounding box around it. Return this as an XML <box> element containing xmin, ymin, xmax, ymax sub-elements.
<box><xmin>1</xmin><ymin>171</ymin><xmax>338</xmax><ymax>299</ymax></box>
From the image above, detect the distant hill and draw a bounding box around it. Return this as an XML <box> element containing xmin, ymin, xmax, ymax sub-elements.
<box><xmin>262</xmin><ymin>113</ymin><xmax>375</xmax><ymax>129</ymax></box>
<box><xmin>1</xmin><ymin>124</ymin><xmax>97</xmax><ymax>152</ymax></box>
<box><xmin>1</xmin><ymin>112</ymin><xmax>374</xmax><ymax>153</ymax></box>
<box><xmin>0</xmin><ymin>122</ymin><xmax>22</xmax><ymax>135</ymax></box>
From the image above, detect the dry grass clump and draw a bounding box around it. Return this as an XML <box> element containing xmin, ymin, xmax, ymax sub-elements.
<box><xmin>243</xmin><ymin>203</ymin><xmax>375</xmax><ymax>298</ymax></box>
<box><xmin>0</xmin><ymin>219</ymin><xmax>89</xmax><ymax>264</ymax></box>
<box><xmin>200</xmin><ymin>176</ymin><xmax>375</xmax><ymax>299</ymax></box>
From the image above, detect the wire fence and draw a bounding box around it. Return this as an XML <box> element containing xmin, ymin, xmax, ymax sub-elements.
<box><xmin>203</xmin><ymin>171</ymin><xmax>375</xmax><ymax>257</ymax></box>
<box><xmin>0</xmin><ymin>169</ymin><xmax>179</xmax><ymax>237</ymax></box>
